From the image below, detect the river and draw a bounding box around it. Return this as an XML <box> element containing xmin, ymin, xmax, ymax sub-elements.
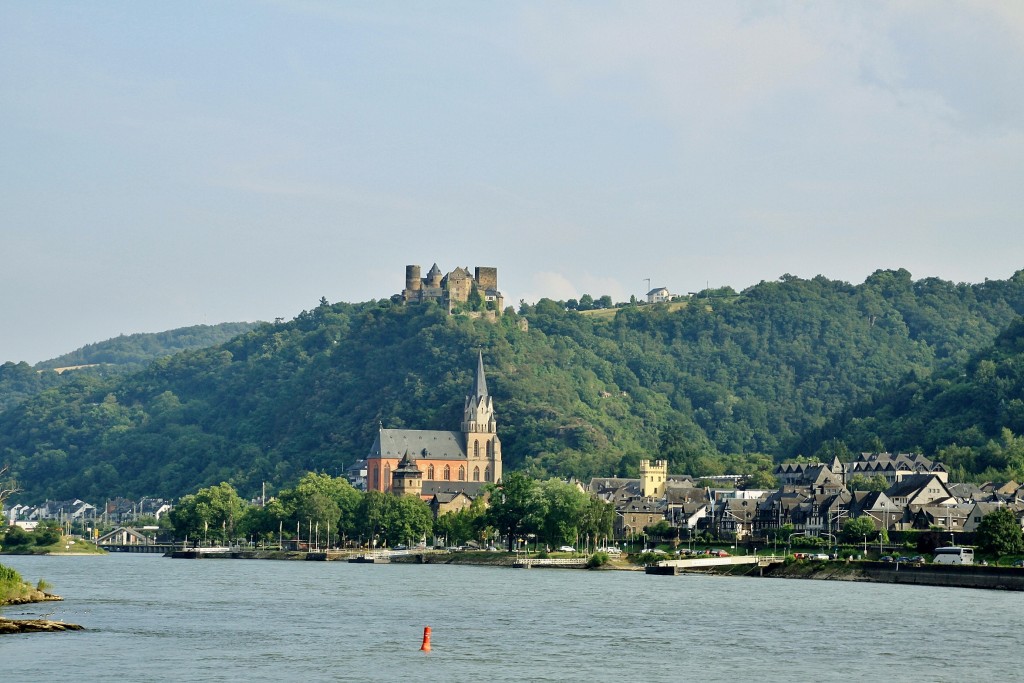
<box><xmin>1</xmin><ymin>554</ymin><xmax>1021</xmax><ymax>682</ymax></box>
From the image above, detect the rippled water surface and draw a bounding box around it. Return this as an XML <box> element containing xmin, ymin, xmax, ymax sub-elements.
<box><xmin>1</xmin><ymin>554</ymin><xmax>1021</xmax><ymax>682</ymax></box>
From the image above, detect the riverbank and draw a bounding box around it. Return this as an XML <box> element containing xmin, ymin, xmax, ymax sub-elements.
<box><xmin>680</xmin><ymin>558</ymin><xmax>1024</xmax><ymax>591</ymax></box>
<box><xmin>0</xmin><ymin>589</ymin><xmax>81</xmax><ymax>634</ymax></box>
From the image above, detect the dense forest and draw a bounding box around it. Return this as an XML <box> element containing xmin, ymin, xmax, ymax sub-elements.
<box><xmin>0</xmin><ymin>322</ymin><xmax>258</xmax><ymax>412</ymax></box>
<box><xmin>2</xmin><ymin>268</ymin><xmax>1024</xmax><ymax>502</ymax></box>
<box><xmin>803</xmin><ymin>316</ymin><xmax>1024</xmax><ymax>482</ymax></box>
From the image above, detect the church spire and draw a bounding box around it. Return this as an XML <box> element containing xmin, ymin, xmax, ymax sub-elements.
<box><xmin>473</xmin><ymin>349</ymin><xmax>488</xmax><ymax>400</ymax></box>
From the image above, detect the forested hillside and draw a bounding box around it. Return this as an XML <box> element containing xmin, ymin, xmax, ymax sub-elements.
<box><xmin>2</xmin><ymin>268</ymin><xmax>1023</xmax><ymax>502</ymax></box>
<box><xmin>802</xmin><ymin>316</ymin><xmax>1024</xmax><ymax>482</ymax></box>
<box><xmin>0</xmin><ymin>323</ymin><xmax>258</xmax><ymax>412</ymax></box>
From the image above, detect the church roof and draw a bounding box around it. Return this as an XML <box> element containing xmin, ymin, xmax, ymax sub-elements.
<box><xmin>422</xmin><ymin>481</ymin><xmax>487</xmax><ymax>498</ymax></box>
<box><xmin>369</xmin><ymin>429</ymin><xmax>466</xmax><ymax>460</ymax></box>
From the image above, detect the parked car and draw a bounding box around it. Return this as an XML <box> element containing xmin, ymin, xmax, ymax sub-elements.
<box><xmin>596</xmin><ymin>546</ymin><xmax>622</xmax><ymax>555</ymax></box>
<box><xmin>557</xmin><ymin>545</ymin><xmax>575</xmax><ymax>552</ymax></box>
<box><xmin>1012</xmin><ymin>559</ymin><xmax>1024</xmax><ymax>568</ymax></box>
<box><xmin>910</xmin><ymin>555</ymin><xmax>925</xmax><ymax>564</ymax></box>
<box><xmin>880</xmin><ymin>555</ymin><xmax>895</xmax><ymax>563</ymax></box>
<box><xmin>811</xmin><ymin>553</ymin><xmax>830</xmax><ymax>561</ymax></box>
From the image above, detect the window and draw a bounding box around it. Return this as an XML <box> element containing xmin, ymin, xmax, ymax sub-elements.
<box><xmin>473</xmin><ymin>466</ymin><xmax>480</xmax><ymax>481</ymax></box>
<box><xmin>458</xmin><ymin>466</ymin><xmax>465</xmax><ymax>481</ymax></box>
<box><xmin>383</xmin><ymin>464</ymin><xmax>390</xmax><ymax>489</ymax></box>
<box><xmin>484</xmin><ymin>467</ymin><xmax>491</xmax><ymax>482</ymax></box>
<box><xmin>474</xmin><ymin>440</ymin><xmax>480</xmax><ymax>458</ymax></box>
<box><xmin>427</xmin><ymin>465</ymin><xmax>435</xmax><ymax>479</ymax></box>
<box><xmin>444</xmin><ymin>465</ymin><xmax>451</xmax><ymax>481</ymax></box>
<box><xmin>487</xmin><ymin>440</ymin><xmax>493</xmax><ymax>457</ymax></box>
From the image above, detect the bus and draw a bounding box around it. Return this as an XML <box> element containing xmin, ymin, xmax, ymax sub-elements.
<box><xmin>932</xmin><ymin>547</ymin><xmax>974</xmax><ymax>565</ymax></box>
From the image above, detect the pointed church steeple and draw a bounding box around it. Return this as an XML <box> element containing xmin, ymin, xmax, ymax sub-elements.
<box><xmin>473</xmin><ymin>349</ymin><xmax>488</xmax><ymax>400</ymax></box>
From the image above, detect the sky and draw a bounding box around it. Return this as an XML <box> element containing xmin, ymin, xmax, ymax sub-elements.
<box><xmin>2</xmin><ymin>1</ymin><xmax>1023</xmax><ymax>364</ymax></box>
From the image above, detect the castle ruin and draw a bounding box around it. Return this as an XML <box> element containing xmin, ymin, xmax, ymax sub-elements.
<box><xmin>402</xmin><ymin>264</ymin><xmax>504</xmax><ymax>314</ymax></box>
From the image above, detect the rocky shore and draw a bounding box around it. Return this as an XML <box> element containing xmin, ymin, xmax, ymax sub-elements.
<box><xmin>0</xmin><ymin>590</ymin><xmax>84</xmax><ymax>634</ymax></box>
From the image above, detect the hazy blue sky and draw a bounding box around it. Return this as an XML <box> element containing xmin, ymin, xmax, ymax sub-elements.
<box><xmin>3</xmin><ymin>2</ymin><xmax>1023</xmax><ymax>363</ymax></box>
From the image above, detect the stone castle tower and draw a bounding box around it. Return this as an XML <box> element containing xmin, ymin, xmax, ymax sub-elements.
<box><xmin>402</xmin><ymin>263</ymin><xmax>503</xmax><ymax>313</ymax></box>
<box><xmin>462</xmin><ymin>350</ymin><xmax>502</xmax><ymax>485</ymax></box>
<box><xmin>391</xmin><ymin>452</ymin><xmax>424</xmax><ymax>498</ymax></box>
<box><xmin>639</xmin><ymin>459</ymin><xmax>668</xmax><ymax>498</ymax></box>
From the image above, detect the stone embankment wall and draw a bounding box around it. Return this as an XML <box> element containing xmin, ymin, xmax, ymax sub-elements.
<box><xmin>758</xmin><ymin>560</ymin><xmax>1024</xmax><ymax>591</ymax></box>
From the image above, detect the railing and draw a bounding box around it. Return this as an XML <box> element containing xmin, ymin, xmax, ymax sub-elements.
<box><xmin>513</xmin><ymin>557</ymin><xmax>588</xmax><ymax>568</ymax></box>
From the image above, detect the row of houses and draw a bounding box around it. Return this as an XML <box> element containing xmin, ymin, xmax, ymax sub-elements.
<box><xmin>4</xmin><ymin>496</ymin><xmax>172</xmax><ymax>528</ymax></box>
<box><xmin>590</xmin><ymin>454</ymin><xmax>1024</xmax><ymax>543</ymax></box>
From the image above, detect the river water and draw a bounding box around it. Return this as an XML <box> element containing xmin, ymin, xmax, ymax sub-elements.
<box><xmin>1</xmin><ymin>554</ymin><xmax>1021</xmax><ymax>682</ymax></box>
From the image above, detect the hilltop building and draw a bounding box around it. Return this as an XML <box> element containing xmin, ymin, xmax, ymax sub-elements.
<box><xmin>402</xmin><ymin>263</ymin><xmax>504</xmax><ymax>313</ymax></box>
<box><xmin>366</xmin><ymin>351</ymin><xmax>502</xmax><ymax>497</ymax></box>
<box><xmin>646</xmin><ymin>287</ymin><xmax>672</xmax><ymax>303</ymax></box>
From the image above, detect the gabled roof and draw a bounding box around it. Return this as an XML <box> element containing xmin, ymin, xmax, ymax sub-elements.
<box><xmin>885</xmin><ymin>473</ymin><xmax>946</xmax><ymax>499</ymax></box>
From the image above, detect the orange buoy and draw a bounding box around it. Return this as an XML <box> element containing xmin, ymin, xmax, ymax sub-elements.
<box><xmin>420</xmin><ymin>626</ymin><xmax>432</xmax><ymax>652</ymax></box>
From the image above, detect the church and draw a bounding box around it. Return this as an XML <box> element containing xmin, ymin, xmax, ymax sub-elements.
<box><xmin>366</xmin><ymin>352</ymin><xmax>503</xmax><ymax>497</ymax></box>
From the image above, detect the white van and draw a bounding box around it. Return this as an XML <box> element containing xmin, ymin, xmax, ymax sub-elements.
<box><xmin>932</xmin><ymin>547</ymin><xmax>974</xmax><ymax>565</ymax></box>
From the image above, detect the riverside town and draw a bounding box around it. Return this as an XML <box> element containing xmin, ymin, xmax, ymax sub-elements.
<box><xmin>5</xmin><ymin>264</ymin><xmax>1024</xmax><ymax>595</ymax></box>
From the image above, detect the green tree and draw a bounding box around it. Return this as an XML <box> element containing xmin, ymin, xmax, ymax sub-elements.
<box><xmin>388</xmin><ymin>496</ymin><xmax>433</xmax><ymax>547</ymax></box>
<box><xmin>540</xmin><ymin>479</ymin><xmax>589</xmax><ymax>547</ymax></box>
<box><xmin>846</xmin><ymin>474</ymin><xmax>889</xmax><ymax>492</ymax></box>
<box><xmin>744</xmin><ymin>470</ymin><xmax>778</xmax><ymax>489</ymax></box>
<box><xmin>485</xmin><ymin>472</ymin><xmax>547</xmax><ymax>551</ymax></box>
<box><xmin>169</xmin><ymin>482</ymin><xmax>248</xmax><ymax>544</ymax></box>
<box><xmin>976</xmin><ymin>506</ymin><xmax>1024</xmax><ymax>556</ymax></box>
<box><xmin>2</xmin><ymin>525</ymin><xmax>32</xmax><ymax>548</ymax></box>
<box><xmin>840</xmin><ymin>516</ymin><xmax>878</xmax><ymax>544</ymax></box>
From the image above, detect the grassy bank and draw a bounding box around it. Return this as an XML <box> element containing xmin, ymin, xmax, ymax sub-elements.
<box><xmin>0</xmin><ymin>535</ymin><xmax>106</xmax><ymax>556</ymax></box>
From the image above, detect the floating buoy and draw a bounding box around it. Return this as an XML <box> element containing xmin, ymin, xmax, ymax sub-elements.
<box><xmin>420</xmin><ymin>626</ymin><xmax>432</xmax><ymax>652</ymax></box>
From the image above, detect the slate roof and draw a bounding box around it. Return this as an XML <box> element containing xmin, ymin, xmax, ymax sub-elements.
<box><xmin>420</xmin><ymin>481</ymin><xmax>487</xmax><ymax>498</ymax></box>
<box><xmin>369</xmin><ymin>429</ymin><xmax>466</xmax><ymax>460</ymax></box>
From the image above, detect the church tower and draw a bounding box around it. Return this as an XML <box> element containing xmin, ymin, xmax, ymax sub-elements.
<box><xmin>462</xmin><ymin>351</ymin><xmax>502</xmax><ymax>484</ymax></box>
<box><xmin>391</xmin><ymin>451</ymin><xmax>423</xmax><ymax>498</ymax></box>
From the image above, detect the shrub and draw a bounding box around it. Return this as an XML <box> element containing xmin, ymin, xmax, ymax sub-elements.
<box><xmin>34</xmin><ymin>525</ymin><xmax>62</xmax><ymax>547</ymax></box>
<box><xmin>35</xmin><ymin>578</ymin><xmax>52</xmax><ymax>592</ymax></box>
<box><xmin>632</xmin><ymin>551</ymin><xmax>665</xmax><ymax>566</ymax></box>
<box><xmin>587</xmin><ymin>552</ymin><xmax>610</xmax><ymax>568</ymax></box>
<box><xmin>2</xmin><ymin>525</ymin><xmax>32</xmax><ymax>548</ymax></box>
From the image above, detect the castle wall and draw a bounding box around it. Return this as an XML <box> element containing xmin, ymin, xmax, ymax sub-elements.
<box><xmin>475</xmin><ymin>267</ymin><xmax>498</xmax><ymax>290</ymax></box>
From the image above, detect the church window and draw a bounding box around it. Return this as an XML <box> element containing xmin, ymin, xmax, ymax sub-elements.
<box><xmin>371</xmin><ymin>466</ymin><xmax>378</xmax><ymax>489</ymax></box>
<box><xmin>427</xmin><ymin>465</ymin><xmax>435</xmax><ymax>479</ymax></box>
<box><xmin>474</xmin><ymin>440</ymin><xmax>480</xmax><ymax>458</ymax></box>
<box><xmin>486</xmin><ymin>440</ymin><xmax>493</xmax><ymax>457</ymax></box>
<box><xmin>458</xmin><ymin>466</ymin><xmax>465</xmax><ymax>481</ymax></box>
<box><xmin>444</xmin><ymin>465</ymin><xmax>450</xmax><ymax>481</ymax></box>
<box><xmin>473</xmin><ymin>466</ymin><xmax>480</xmax><ymax>482</ymax></box>
<box><xmin>384</xmin><ymin>464</ymin><xmax>390</xmax><ymax>490</ymax></box>
<box><xmin>484</xmin><ymin>467</ymin><xmax>491</xmax><ymax>482</ymax></box>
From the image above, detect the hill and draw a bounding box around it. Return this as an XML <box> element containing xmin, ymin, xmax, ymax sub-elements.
<box><xmin>800</xmin><ymin>315</ymin><xmax>1024</xmax><ymax>481</ymax></box>
<box><xmin>0</xmin><ymin>323</ymin><xmax>258</xmax><ymax>412</ymax></box>
<box><xmin>2</xmin><ymin>268</ymin><xmax>1024</xmax><ymax>502</ymax></box>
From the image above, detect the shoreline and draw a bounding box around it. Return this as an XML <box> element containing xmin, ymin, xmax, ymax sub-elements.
<box><xmin>0</xmin><ymin>590</ymin><xmax>83</xmax><ymax>635</ymax></box>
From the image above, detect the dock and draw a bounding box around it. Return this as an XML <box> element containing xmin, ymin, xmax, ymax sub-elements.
<box><xmin>646</xmin><ymin>555</ymin><xmax>785</xmax><ymax>575</ymax></box>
